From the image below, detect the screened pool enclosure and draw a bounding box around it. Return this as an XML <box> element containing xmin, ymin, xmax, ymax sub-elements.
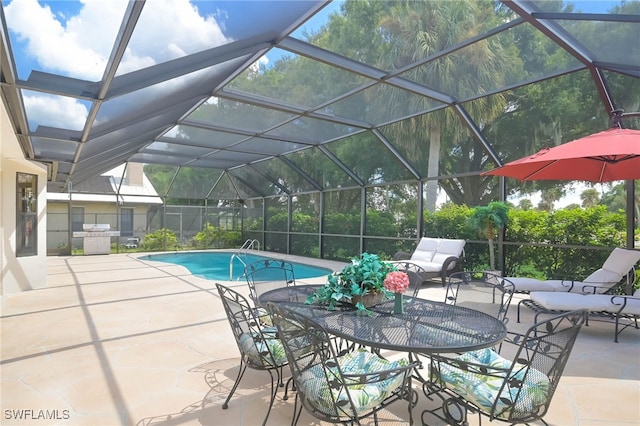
<box><xmin>2</xmin><ymin>0</ymin><xmax>639</xmax><ymax>266</ymax></box>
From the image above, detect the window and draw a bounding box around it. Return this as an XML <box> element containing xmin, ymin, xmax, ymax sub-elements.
<box><xmin>16</xmin><ymin>172</ymin><xmax>37</xmax><ymax>256</ymax></box>
<box><xmin>71</xmin><ymin>207</ymin><xmax>85</xmax><ymax>232</ymax></box>
<box><xmin>120</xmin><ymin>208</ymin><xmax>134</xmax><ymax>237</ymax></box>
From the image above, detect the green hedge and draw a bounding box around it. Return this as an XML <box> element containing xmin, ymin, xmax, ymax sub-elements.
<box><xmin>247</xmin><ymin>204</ymin><xmax>635</xmax><ymax>286</ymax></box>
<box><xmin>194</xmin><ymin>224</ymin><xmax>242</xmax><ymax>249</ymax></box>
<box><xmin>423</xmin><ymin>205</ymin><xmax>629</xmax><ymax>282</ymax></box>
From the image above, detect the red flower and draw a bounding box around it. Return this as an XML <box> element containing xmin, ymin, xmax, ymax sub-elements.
<box><xmin>384</xmin><ymin>271</ymin><xmax>410</xmax><ymax>294</ymax></box>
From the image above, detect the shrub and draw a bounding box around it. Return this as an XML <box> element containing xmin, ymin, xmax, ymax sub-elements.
<box><xmin>194</xmin><ymin>224</ymin><xmax>221</xmax><ymax>248</ymax></box>
<box><xmin>142</xmin><ymin>228</ymin><xmax>178</xmax><ymax>251</ymax></box>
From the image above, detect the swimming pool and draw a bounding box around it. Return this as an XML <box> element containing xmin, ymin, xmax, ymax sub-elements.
<box><xmin>141</xmin><ymin>251</ymin><xmax>333</xmax><ymax>281</ymax></box>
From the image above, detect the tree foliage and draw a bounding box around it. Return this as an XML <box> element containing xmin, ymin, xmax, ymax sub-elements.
<box><xmin>467</xmin><ymin>202</ymin><xmax>510</xmax><ymax>269</ymax></box>
<box><xmin>140</xmin><ymin>0</ymin><xmax>638</xmax><ymax>220</ymax></box>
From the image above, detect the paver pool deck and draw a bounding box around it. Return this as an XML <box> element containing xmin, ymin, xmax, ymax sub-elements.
<box><xmin>1</xmin><ymin>252</ymin><xmax>638</xmax><ymax>425</ymax></box>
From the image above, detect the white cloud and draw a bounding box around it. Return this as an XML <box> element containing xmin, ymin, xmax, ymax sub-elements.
<box><xmin>5</xmin><ymin>0</ymin><xmax>232</xmax><ymax>130</ymax></box>
<box><xmin>5</xmin><ymin>0</ymin><xmax>126</xmax><ymax>80</ymax></box>
<box><xmin>247</xmin><ymin>55</ymin><xmax>270</xmax><ymax>77</ymax></box>
<box><xmin>24</xmin><ymin>93</ymin><xmax>88</xmax><ymax>130</ymax></box>
<box><xmin>115</xmin><ymin>0</ymin><xmax>230</xmax><ymax>75</ymax></box>
<box><xmin>6</xmin><ymin>0</ymin><xmax>230</xmax><ymax>80</ymax></box>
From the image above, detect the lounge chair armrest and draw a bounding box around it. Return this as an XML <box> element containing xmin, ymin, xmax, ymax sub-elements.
<box><xmin>558</xmin><ymin>280</ymin><xmax>577</xmax><ymax>291</ymax></box>
<box><xmin>580</xmin><ymin>284</ymin><xmax>602</xmax><ymax>294</ymax></box>
<box><xmin>579</xmin><ymin>282</ymin><xmax>620</xmax><ymax>294</ymax></box>
<box><xmin>609</xmin><ymin>295</ymin><xmax>636</xmax><ymax>312</ymax></box>
<box><xmin>558</xmin><ymin>281</ymin><xmax>609</xmax><ymax>294</ymax></box>
<box><xmin>393</xmin><ymin>251</ymin><xmax>412</xmax><ymax>261</ymax></box>
<box><xmin>441</xmin><ymin>255</ymin><xmax>462</xmax><ymax>272</ymax></box>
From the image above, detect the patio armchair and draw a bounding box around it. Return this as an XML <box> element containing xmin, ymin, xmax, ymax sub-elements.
<box><xmin>409</xmin><ymin>271</ymin><xmax>516</xmax><ymax>384</ymax></box>
<box><xmin>504</xmin><ymin>248</ymin><xmax>640</xmax><ymax>294</ymax></box>
<box><xmin>518</xmin><ymin>288</ymin><xmax>640</xmax><ymax>342</ymax></box>
<box><xmin>393</xmin><ymin>237</ymin><xmax>466</xmax><ymax>286</ymax></box>
<box><xmin>244</xmin><ymin>259</ymin><xmax>296</xmax><ymax>305</ymax></box>
<box><xmin>266</xmin><ymin>302</ymin><xmax>419</xmax><ymax>426</ymax></box>
<box><xmin>245</xmin><ymin>259</ymin><xmax>296</xmax><ymax>326</ymax></box>
<box><xmin>444</xmin><ymin>271</ymin><xmax>515</xmax><ymax>325</ymax></box>
<box><xmin>389</xmin><ymin>260</ymin><xmax>433</xmax><ymax>298</ymax></box>
<box><xmin>424</xmin><ymin>309</ymin><xmax>587</xmax><ymax>426</ymax></box>
<box><xmin>215</xmin><ymin>283</ymin><xmax>289</xmax><ymax>426</ymax></box>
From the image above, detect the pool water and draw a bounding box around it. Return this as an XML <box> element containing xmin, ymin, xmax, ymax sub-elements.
<box><xmin>141</xmin><ymin>251</ymin><xmax>333</xmax><ymax>281</ymax></box>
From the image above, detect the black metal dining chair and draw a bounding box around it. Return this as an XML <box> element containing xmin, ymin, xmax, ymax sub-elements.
<box><xmin>215</xmin><ymin>283</ymin><xmax>289</xmax><ymax>426</ymax></box>
<box><xmin>424</xmin><ymin>309</ymin><xmax>587</xmax><ymax>426</ymax></box>
<box><xmin>244</xmin><ymin>259</ymin><xmax>296</xmax><ymax>306</ymax></box>
<box><xmin>444</xmin><ymin>271</ymin><xmax>515</xmax><ymax>324</ymax></box>
<box><xmin>390</xmin><ymin>260</ymin><xmax>432</xmax><ymax>299</ymax></box>
<box><xmin>267</xmin><ymin>302</ymin><xmax>419</xmax><ymax>426</ymax></box>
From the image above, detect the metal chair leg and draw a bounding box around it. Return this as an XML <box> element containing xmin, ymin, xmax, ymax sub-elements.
<box><xmin>262</xmin><ymin>370</ymin><xmax>278</xmax><ymax>426</ymax></box>
<box><xmin>222</xmin><ymin>360</ymin><xmax>248</xmax><ymax>409</ymax></box>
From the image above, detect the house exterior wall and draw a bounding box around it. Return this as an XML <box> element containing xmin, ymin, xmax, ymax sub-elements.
<box><xmin>47</xmin><ymin>201</ymin><xmax>152</xmax><ymax>252</ymax></box>
<box><xmin>1</xmin><ymin>99</ymin><xmax>48</xmax><ymax>294</ymax></box>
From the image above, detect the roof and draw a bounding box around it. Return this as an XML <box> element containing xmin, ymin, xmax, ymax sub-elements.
<box><xmin>47</xmin><ymin>165</ymin><xmax>162</xmax><ymax>205</ymax></box>
<box><xmin>1</xmin><ymin>0</ymin><xmax>639</xmax><ymax>200</ymax></box>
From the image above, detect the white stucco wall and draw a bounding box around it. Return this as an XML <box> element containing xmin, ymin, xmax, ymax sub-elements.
<box><xmin>1</xmin><ymin>99</ymin><xmax>48</xmax><ymax>294</ymax></box>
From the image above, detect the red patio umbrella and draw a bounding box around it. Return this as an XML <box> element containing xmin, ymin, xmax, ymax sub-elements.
<box><xmin>483</xmin><ymin>127</ymin><xmax>640</xmax><ymax>182</ymax></box>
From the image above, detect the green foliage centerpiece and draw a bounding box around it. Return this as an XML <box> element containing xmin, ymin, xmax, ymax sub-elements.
<box><xmin>306</xmin><ymin>252</ymin><xmax>397</xmax><ymax>313</ymax></box>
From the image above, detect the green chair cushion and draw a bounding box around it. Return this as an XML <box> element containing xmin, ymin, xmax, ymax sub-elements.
<box><xmin>254</xmin><ymin>307</ymin><xmax>273</xmax><ymax>326</ymax></box>
<box><xmin>239</xmin><ymin>326</ymin><xmax>287</xmax><ymax>368</ymax></box>
<box><xmin>297</xmin><ymin>349</ymin><xmax>409</xmax><ymax>418</ymax></box>
<box><xmin>437</xmin><ymin>348</ymin><xmax>550</xmax><ymax>418</ymax></box>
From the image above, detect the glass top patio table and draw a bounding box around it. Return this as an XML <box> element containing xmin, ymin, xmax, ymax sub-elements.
<box><xmin>259</xmin><ymin>285</ymin><xmax>507</xmax><ymax>355</ymax></box>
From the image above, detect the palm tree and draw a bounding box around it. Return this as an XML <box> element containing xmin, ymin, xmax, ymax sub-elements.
<box><xmin>539</xmin><ymin>187</ymin><xmax>563</xmax><ymax>211</ymax></box>
<box><xmin>518</xmin><ymin>199</ymin><xmax>533</xmax><ymax>211</ymax></box>
<box><xmin>580</xmin><ymin>188</ymin><xmax>600</xmax><ymax>208</ymax></box>
<box><xmin>377</xmin><ymin>1</ymin><xmax>513</xmax><ymax>211</ymax></box>
<box><xmin>467</xmin><ymin>201</ymin><xmax>509</xmax><ymax>271</ymax></box>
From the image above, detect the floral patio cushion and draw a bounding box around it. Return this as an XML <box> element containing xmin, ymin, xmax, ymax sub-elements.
<box><xmin>239</xmin><ymin>326</ymin><xmax>287</xmax><ymax>368</ymax></box>
<box><xmin>253</xmin><ymin>307</ymin><xmax>273</xmax><ymax>326</ymax></box>
<box><xmin>297</xmin><ymin>349</ymin><xmax>409</xmax><ymax>418</ymax></box>
<box><xmin>436</xmin><ymin>348</ymin><xmax>550</xmax><ymax>418</ymax></box>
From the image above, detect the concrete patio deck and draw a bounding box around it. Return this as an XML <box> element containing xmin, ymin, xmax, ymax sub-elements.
<box><xmin>1</xmin><ymin>252</ymin><xmax>638</xmax><ymax>425</ymax></box>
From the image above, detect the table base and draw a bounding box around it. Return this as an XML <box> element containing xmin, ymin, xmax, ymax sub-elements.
<box><xmin>420</xmin><ymin>381</ymin><xmax>470</xmax><ymax>426</ymax></box>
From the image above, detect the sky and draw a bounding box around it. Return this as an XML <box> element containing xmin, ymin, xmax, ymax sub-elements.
<box><xmin>2</xmin><ymin>0</ymin><xmax>621</xmax><ymax>130</ymax></box>
<box><xmin>507</xmin><ymin>182</ymin><xmax>604</xmax><ymax>209</ymax></box>
<box><xmin>3</xmin><ymin>0</ymin><xmax>620</xmax><ymax>80</ymax></box>
<box><xmin>2</xmin><ymin>0</ymin><xmax>339</xmax><ymax>131</ymax></box>
<box><xmin>3</xmin><ymin>0</ymin><xmax>232</xmax><ymax>80</ymax></box>
<box><xmin>436</xmin><ymin>182</ymin><xmax>611</xmax><ymax>209</ymax></box>
<box><xmin>2</xmin><ymin>0</ymin><xmax>237</xmax><ymax>130</ymax></box>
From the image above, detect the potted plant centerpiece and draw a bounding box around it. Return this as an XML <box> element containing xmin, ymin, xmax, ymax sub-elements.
<box><xmin>306</xmin><ymin>252</ymin><xmax>397</xmax><ymax>313</ymax></box>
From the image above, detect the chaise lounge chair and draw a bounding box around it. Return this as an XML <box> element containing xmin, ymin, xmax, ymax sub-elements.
<box><xmin>393</xmin><ymin>237</ymin><xmax>466</xmax><ymax>286</ymax></box>
<box><xmin>505</xmin><ymin>248</ymin><xmax>640</xmax><ymax>294</ymax></box>
<box><xmin>517</xmin><ymin>289</ymin><xmax>640</xmax><ymax>342</ymax></box>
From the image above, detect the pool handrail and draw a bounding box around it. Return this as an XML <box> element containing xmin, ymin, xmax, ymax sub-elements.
<box><xmin>229</xmin><ymin>239</ymin><xmax>261</xmax><ymax>280</ymax></box>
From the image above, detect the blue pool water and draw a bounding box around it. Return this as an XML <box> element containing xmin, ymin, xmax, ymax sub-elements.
<box><xmin>141</xmin><ymin>251</ymin><xmax>333</xmax><ymax>281</ymax></box>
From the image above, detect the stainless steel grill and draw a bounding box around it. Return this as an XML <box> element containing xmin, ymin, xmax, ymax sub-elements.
<box><xmin>72</xmin><ymin>224</ymin><xmax>120</xmax><ymax>255</ymax></box>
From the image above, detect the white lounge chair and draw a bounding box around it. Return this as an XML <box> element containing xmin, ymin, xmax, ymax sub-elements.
<box><xmin>517</xmin><ymin>289</ymin><xmax>640</xmax><ymax>342</ymax></box>
<box><xmin>393</xmin><ymin>237</ymin><xmax>466</xmax><ymax>286</ymax></box>
<box><xmin>505</xmin><ymin>248</ymin><xmax>640</xmax><ymax>294</ymax></box>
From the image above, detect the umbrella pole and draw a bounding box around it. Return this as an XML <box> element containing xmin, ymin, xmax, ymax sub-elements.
<box><xmin>625</xmin><ymin>180</ymin><xmax>636</xmax><ymax>295</ymax></box>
